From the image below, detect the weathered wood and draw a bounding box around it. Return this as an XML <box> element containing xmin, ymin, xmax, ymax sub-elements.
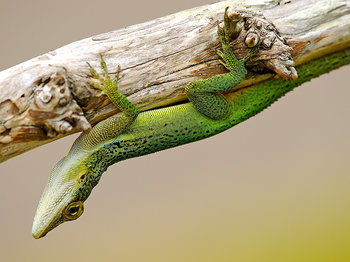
<box><xmin>0</xmin><ymin>0</ymin><xmax>349</xmax><ymax>162</ymax></box>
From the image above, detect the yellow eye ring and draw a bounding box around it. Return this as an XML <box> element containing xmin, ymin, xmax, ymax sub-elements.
<box><xmin>63</xmin><ymin>201</ymin><xmax>84</xmax><ymax>220</ymax></box>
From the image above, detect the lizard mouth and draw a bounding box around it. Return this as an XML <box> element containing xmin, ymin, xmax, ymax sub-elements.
<box><xmin>32</xmin><ymin>211</ymin><xmax>63</xmax><ymax>239</ymax></box>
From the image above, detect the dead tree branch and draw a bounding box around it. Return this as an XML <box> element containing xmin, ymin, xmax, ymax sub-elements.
<box><xmin>0</xmin><ymin>0</ymin><xmax>349</xmax><ymax>162</ymax></box>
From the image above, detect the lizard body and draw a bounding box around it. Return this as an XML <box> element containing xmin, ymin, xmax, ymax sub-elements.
<box><xmin>32</xmin><ymin>9</ymin><xmax>350</xmax><ymax>238</ymax></box>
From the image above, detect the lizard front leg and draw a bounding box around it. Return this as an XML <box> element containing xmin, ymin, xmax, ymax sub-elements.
<box><xmin>185</xmin><ymin>8</ymin><xmax>258</xmax><ymax>120</ymax></box>
<box><xmin>82</xmin><ymin>55</ymin><xmax>139</xmax><ymax>148</ymax></box>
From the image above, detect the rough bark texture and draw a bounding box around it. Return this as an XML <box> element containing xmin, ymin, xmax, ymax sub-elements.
<box><xmin>0</xmin><ymin>0</ymin><xmax>349</xmax><ymax>163</ymax></box>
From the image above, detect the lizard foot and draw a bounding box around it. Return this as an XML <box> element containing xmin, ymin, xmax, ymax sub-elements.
<box><xmin>216</xmin><ymin>7</ymin><xmax>259</xmax><ymax>71</ymax></box>
<box><xmin>87</xmin><ymin>54</ymin><xmax>121</xmax><ymax>97</ymax></box>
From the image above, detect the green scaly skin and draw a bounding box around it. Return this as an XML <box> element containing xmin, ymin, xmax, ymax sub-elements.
<box><xmin>31</xmin><ymin>13</ymin><xmax>350</xmax><ymax>238</ymax></box>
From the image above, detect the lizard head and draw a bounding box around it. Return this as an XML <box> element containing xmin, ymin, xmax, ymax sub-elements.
<box><xmin>32</xmin><ymin>148</ymin><xmax>104</xmax><ymax>239</ymax></box>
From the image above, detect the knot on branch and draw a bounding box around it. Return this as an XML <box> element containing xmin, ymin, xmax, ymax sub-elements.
<box><xmin>0</xmin><ymin>69</ymin><xmax>91</xmax><ymax>148</ymax></box>
<box><xmin>31</xmin><ymin>71</ymin><xmax>91</xmax><ymax>137</ymax></box>
<box><xmin>228</xmin><ymin>8</ymin><xmax>298</xmax><ymax>80</ymax></box>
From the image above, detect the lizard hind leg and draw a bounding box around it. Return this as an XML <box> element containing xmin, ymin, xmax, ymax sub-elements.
<box><xmin>186</xmin><ymin>8</ymin><xmax>254</xmax><ymax>120</ymax></box>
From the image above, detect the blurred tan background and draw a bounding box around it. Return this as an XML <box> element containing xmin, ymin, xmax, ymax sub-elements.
<box><xmin>0</xmin><ymin>0</ymin><xmax>349</xmax><ymax>261</ymax></box>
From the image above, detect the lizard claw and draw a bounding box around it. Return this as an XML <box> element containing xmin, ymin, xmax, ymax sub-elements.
<box><xmin>113</xmin><ymin>65</ymin><xmax>121</xmax><ymax>86</ymax></box>
<box><xmin>224</xmin><ymin>7</ymin><xmax>243</xmax><ymax>40</ymax></box>
<box><xmin>87</xmin><ymin>55</ymin><xmax>121</xmax><ymax>95</ymax></box>
<box><xmin>216</xmin><ymin>49</ymin><xmax>225</xmax><ymax>59</ymax></box>
<box><xmin>99</xmin><ymin>54</ymin><xmax>111</xmax><ymax>81</ymax></box>
<box><xmin>219</xmin><ymin>60</ymin><xmax>230</xmax><ymax>70</ymax></box>
<box><xmin>216</xmin><ymin>22</ymin><xmax>226</xmax><ymax>45</ymax></box>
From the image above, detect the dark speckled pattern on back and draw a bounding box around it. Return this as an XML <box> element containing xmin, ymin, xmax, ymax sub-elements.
<box><xmin>77</xmin><ymin>50</ymin><xmax>350</xmax><ymax>203</ymax></box>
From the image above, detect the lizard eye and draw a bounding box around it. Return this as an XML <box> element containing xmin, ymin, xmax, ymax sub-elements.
<box><xmin>63</xmin><ymin>201</ymin><xmax>84</xmax><ymax>220</ymax></box>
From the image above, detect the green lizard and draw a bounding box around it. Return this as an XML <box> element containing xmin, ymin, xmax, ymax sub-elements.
<box><xmin>31</xmin><ymin>10</ymin><xmax>350</xmax><ymax>238</ymax></box>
